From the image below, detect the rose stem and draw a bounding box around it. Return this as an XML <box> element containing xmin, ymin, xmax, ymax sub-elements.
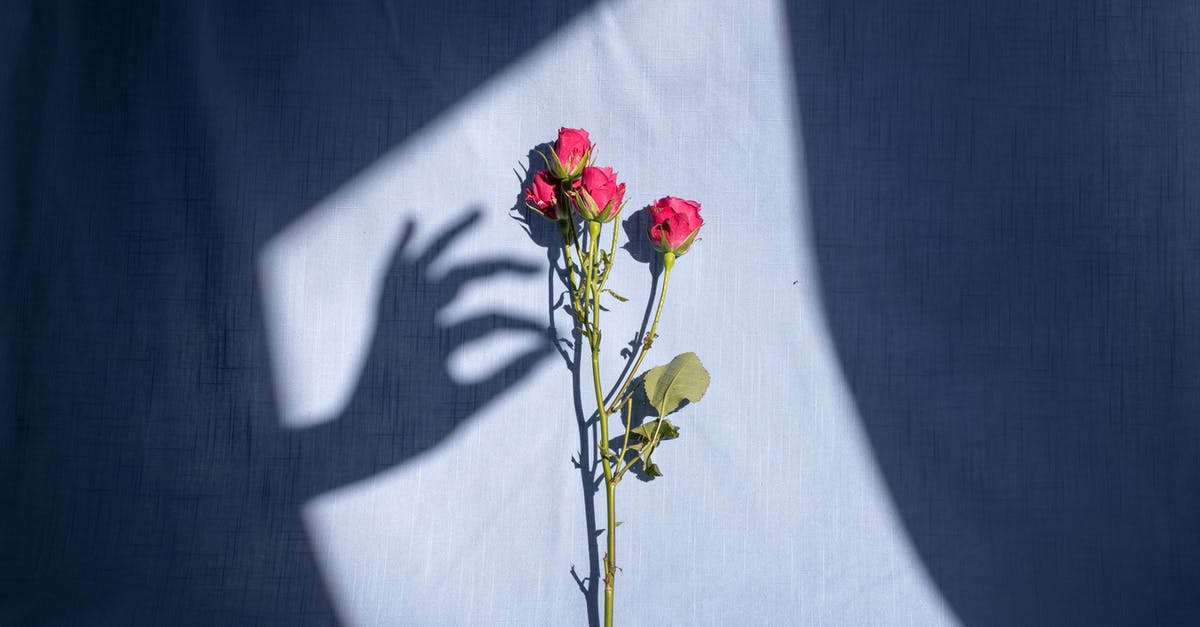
<box><xmin>605</xmin><ymin>252</ymin><xmax>673</xmax><ymax>417</ymax></box>
<box><xmin>597</xmin><ymin>210</ymin><xmax>621</xmax><ymax>288</ymax></box>
<box><xmin>584</xmin><ymin>219</ymin><xmax>618</xmax><ymax>627</ymax></box>
<box><xmin>558</xmin><ymin>224</ymin><xmax>587</xmax><ymax>334</ymax></box>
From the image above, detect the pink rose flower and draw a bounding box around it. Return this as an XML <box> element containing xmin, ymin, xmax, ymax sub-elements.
<box><xmin>524</xmin><ymin>170</ymin><xmax>563</xmax><ymax>220</ymax></box>
<box><xmin>548</xmin><ymin>127</ymin><xmax>592</xmax><ymax>180</ymax></box>
<box><xmin>576</xmin><ymin>166</ymin><xmax>626</xmax><ymax>222</ymax></box>
<box><xmin>648</xmin><ymin>196</ymin><xmax>703</xmax><ymax>256</ymax></box>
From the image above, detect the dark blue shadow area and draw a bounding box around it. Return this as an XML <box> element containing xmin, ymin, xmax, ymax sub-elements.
<box><xmin>787</xmin><ymin>1</ymin><xmax>1200</xmax><ymax>624</ymax></box>
<box><xmin>0</xmin><ymin>1</ymin><xmax>585</xmax><ymax>623</ymax></box>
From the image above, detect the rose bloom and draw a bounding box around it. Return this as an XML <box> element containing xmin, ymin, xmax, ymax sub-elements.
<box><xmin>553</xmin><ymin>127</ymin><xmax>591</xmax><ymax>176</ymax></box>
<box><xmin>577</xmin><ymin>166</ymin><xmax>625</xmax><ymax>222</ymax></box>
<box><xmin>524</xmin><ymin>170</ymin><xmax>562</xmax><ymax>220</ymax></box>
<box><xmin>648</xmin><ymin>196</ymin><xmax>703</xmax><ymax>255</ymax></box>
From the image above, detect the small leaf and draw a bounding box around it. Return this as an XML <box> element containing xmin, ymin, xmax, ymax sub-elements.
<box><xmin>603</xmin><ymin>288</ymin><xmax>629</xmax><ymax>302</ymax></box>
<box><xmin>629</xmin><ymin>419</ymin><xmax>681</xmax><ymax>443</ymax></box>
<box><xmin>644</xmin><ymin>462</ymin><xmax>662</xmax><ymax>478</ymax></box>
<box><xmin>641</xmin><ymin>352</ymin><xmax>711</xmax><ymax>417</ymax></box>
<box><xmin>614</xmin><ymin>521</ymin><xmax>624</xmax><ymax>528</ymax></box>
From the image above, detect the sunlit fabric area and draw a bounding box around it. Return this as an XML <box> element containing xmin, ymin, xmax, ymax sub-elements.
<box><xmin>2</xmin><ymin>1</ymin><xmax>1198</xmax><ymax>625</ymax></box>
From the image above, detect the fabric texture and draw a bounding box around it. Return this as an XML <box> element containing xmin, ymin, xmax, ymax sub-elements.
<box><xmin>3</xmin><ymin>0</ymin><xmax>1199</xmax><ymax>625</ymax></box>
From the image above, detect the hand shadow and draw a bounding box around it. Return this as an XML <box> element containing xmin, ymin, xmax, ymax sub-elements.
<box><xmin>281</xmin><ymin>208</ymin><xmax>554</xmax><ymax>499</ymax></box>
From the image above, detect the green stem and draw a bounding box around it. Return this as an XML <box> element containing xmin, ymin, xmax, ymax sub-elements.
<box><xmin>605</xmin><ymin>255</ymin><xmax>674</xmax><ymax>416</ymax></box>
<box><xmin>613</xmin><ymin>444</ymin><xmax>645</xmax><ymax>483</ymax></box>
<box><xmin>616</xmin><ymin>395</ymin><xmax>633</xmax><ymax>475</ymax></box>
<box><xmin>559</xmin><ymin>222</ymin><xmax>589</xmax><ymax>334</ymax></box>
<box><xmin>559</xmin><ymin>222</ymin><xmax>580</xmax><ymax>291</ymax></box>
<box><xmin>583</xmin><ymin>220</ymin><xmax>618</xmax><ymax>627</ymax></box>
<box><xmin>603</xmin><ymin>474</ymin><xmax>616</xmax><ymax>627</ymax></box>
<box><xmin>597</xmin><ymin>214</ymin><xmax>621</xmax><ymax>288</ymax></box>
<box><xmin>556</xmin><ymin>188</ymin><xmax>588</xmax><ymax>332</ymax></box>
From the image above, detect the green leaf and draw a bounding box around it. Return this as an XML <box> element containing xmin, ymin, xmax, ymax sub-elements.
<box><xmin>641</xmin><ymin>352</ymin><xmax>711</xmax><ymax>417</ymax></box>
<box><xmin>626</xmin><ymin>419</ymin><xmax>679</xmax><ymax>481</ymax></box>
<box><xmin>603</xmin><ymin>288</ymin><xmax>629</xmax><ymax>302</ymax></box>
<box><xmin>629</xmin><ymin>419</ymin><xmax>681</xmax><ymax>443</ymax></box>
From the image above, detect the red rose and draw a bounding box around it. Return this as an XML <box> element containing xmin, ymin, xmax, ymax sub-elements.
<box><xmin>548</xmin><ymin>127</ymin><xmax>592</xmax><ymax>181</ymax></box>
<box><xmin>648</xmin><ymin>196</ymin><xmax>703</xmax><ymax>256</ymax></box>
<box><xmin>576</xmin><ymin>166</ymin><xmax>626</xmax><ymax>222</ymax></box>
<box><xmin>524</xmin><ymin>170</ymin><xmax>563</xmax><ymax>220</ymax></box>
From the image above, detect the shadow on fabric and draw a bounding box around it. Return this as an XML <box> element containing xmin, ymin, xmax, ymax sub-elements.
<box><xmin>786</xmin><ymin>1</ymin><xmax>1200</xmax><ymax>624</ymax></box>
<box><xmin>0</xmin><ymin>1</ymin><xmax>591</xmax><ymax>623</ymax></box>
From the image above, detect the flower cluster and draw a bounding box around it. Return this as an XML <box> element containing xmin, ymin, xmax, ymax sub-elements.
<box><xmin>525</xmin><ymin>127</ymin><xmax>703</xmax><ymax>254</ymax></box>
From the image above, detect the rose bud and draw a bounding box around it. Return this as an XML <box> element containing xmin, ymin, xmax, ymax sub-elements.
<box><xmin>544</xmin><ymin>127</ymin><xmax>592</xmax><ymax>182</ymax></box>
<box><xmin>524</xmin><ymin>170</ymin><xmax>567</xmax><ymax>221</ymax></box>
<box><xmin>575</xmin><ymin>166</ymin><xmax>626</xmax><ymax>222</ymax></box>
<box><xmin>648</xmin><ymin>196</ymin><xmax>704</xmax><ymax>258</ymax></box>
